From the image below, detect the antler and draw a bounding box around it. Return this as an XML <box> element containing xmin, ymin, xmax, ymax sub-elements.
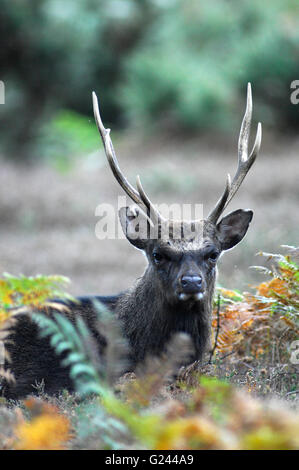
<box><xmin>208</xmin><ymin>83</ymin><xmax>262</xmax><ymax>224</ymax></box>
<box><xmin>92</xmin><ymin>92</ymin><xmax>164</xmax><ymax>223</ymax></box>
<box><xmin>93</xmin><ymin>84</ymin><xmax>261</xmax><ymax>227</ymax></box>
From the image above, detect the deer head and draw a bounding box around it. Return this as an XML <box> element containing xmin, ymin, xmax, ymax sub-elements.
<box><xmin>92</xmin><ymin>84</ymin><xmax>262</xmax><ymax>306</ymax></box>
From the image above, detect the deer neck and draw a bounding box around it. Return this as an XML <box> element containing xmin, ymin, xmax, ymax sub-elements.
<box><xmin>117</xmin><ymin>268</ymin><xmax>214</xmax><ymax>367</ymax></box>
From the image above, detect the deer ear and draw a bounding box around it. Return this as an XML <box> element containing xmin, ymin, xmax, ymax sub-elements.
<box><xmin>119</xmin><ymin>206</ymin><xmax>151</xmax><ymax>249</ymax></box>
<box><xmin>217</xmin><ymin>209</ymin><xmax>253</xmax><ymax>251</ymax></box>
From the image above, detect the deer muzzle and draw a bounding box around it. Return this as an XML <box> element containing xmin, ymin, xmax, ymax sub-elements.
<box><xmin>177</xmin><ymin>274</ymin><xmax>204</xmax><ymax>302</ymax></box>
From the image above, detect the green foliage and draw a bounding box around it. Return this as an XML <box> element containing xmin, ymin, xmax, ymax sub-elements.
<box><xmin>0</xmin><ymin>0</ymin><xmax>153</xmax><ymax>159</ymax></box>
<box><xmin>0</xmin><ymin>1</ymin><xmax>298</xmax><ymax>159</ymax></box>
<box><xmin>0</xmin><ymin>273</ymin><xmax>72</xmax><ymax>314</ymax></box>
<box><xmin>73</xmin><ymin>400</ymin><xmax>131</xmax><ymax>450</ymax></box>
<box><xmin>36</xmin><ymin>110</ymin><xmax>102</xmax><ymax>171</ymax></box>
<box><xmin>196</xmin><ymin>376</ymin><xmax>232</xmax><ymax>422</ymax></box>
<box><xmin>121</xmin><ymin>0</ymin><xmax>298</xmax><ymax>132</ymax></box>
<box><xmin>33</xmin><ymin>309</ymin><xmax>106</xmax><ymax>397</ymax></box>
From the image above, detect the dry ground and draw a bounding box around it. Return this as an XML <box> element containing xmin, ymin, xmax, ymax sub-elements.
<box><xmin>0</xmin><ymin>131</ymin><xmax>298</xmax><ymax>297</ymax></box>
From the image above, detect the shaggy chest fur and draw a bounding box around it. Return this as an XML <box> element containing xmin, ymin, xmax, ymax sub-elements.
<box><xmin>117</xmin><ymin>272</ymin><xmax>214</xmax><ymax>367</ymax></box>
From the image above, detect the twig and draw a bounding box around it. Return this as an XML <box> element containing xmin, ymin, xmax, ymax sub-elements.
<box><xmin>209</xmin><ymin>294</ymin><xmax>221</xmax><ymax>364</ymax></box>
<box><xmin>218</xmin><ymin>351</ymin><xmax>235</xmax><ymax>361</ymax></box>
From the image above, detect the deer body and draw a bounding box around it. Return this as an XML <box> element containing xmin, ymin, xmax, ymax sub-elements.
<box><xmin>2</xmin><ymin>84</ymin><xmax>261</xmax><ymax>399</ymax></box>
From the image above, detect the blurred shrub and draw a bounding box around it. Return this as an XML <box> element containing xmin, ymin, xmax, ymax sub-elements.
<box><xmin>0</xmin><ymin>0</ymin><xmax>298</xmax><ymax>160</ymax></box>
<box><xmin>36</xmin><ymin>110</ymin><xmax>102</xmax><ymax>171</ymax></box>
<box><xmin>0</xmin><ymin>0</ymin><xmax>154</xmax><ymax>159</ymax></box>
<box><xmin>121</xmin><ymin>0</ymin><xmax>299</xmax><ymax>132</ymax></box>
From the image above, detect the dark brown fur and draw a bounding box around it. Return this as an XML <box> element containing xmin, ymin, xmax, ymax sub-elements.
<box><xmin>2</xmin><ymin>212</ymin><xmax>252</xmax><ymax>399</ymax></box>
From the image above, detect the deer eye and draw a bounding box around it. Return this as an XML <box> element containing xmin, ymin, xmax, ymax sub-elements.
<box><xmin>153</xmin><ymin>252</ymin><xmax>163</xmax><ymax>264</ymax></box>
<box><xmin>208</xmin><ymin>251</ymin><xmax>219</xmax><ymax>263</ymax></box>
<box><xmin>153</xmin><ymin>252</ymin><xmax>167</xmax><ymax>264</ymax></box>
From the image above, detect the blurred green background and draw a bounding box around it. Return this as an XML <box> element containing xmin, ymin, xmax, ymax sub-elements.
<box><xmin>0</xmin><ymin>0</ymin><xmax>298</xmax><ymax>161</ymax></box>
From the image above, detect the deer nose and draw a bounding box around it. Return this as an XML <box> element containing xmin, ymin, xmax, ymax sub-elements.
<box><xmin>180</xmin><ymin>275</ymin><xmax>202</xmax><ymax>294</ymax></box>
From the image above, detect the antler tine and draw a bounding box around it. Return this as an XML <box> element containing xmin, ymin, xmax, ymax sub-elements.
<box><xmin>136</xmin><ymin>175</ymin><xmax>165</xmax><ymax>223</ymax></box>
<box><xmin>92</xmin><ymin>92</ymin><xmax>141</xmax><ymax>205</ymax></box>
<box><xmin>238</xmin><ymin>82</ymin><xmax>252</xmax><ymax>163</ymax></box>
<box><xmin>208</xmin><ymin>83</ymin><xmax>262</xmax><ymax>224</ymax></box>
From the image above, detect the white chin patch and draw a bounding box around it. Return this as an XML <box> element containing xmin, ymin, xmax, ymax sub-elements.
<box><xmin>179</xmin><ymin>292</ymin><xmax>204</xmax><ymax>302</ymax></box>
<box><xmin>194</xmin><ymin>292</ymin><xmax>204</xmax><ymax>301</ymax></box>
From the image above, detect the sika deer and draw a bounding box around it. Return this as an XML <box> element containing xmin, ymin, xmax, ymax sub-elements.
<box><xmin>2</xmin><ymin>84</ymin><xmax>261</xmax><ymax>398</ymax></box>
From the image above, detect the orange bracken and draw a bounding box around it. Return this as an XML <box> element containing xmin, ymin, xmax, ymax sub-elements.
<box><xmin>14</xmin><ymin>412</ymin><xmax>71</xmax><ymax>450</ymax></box>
